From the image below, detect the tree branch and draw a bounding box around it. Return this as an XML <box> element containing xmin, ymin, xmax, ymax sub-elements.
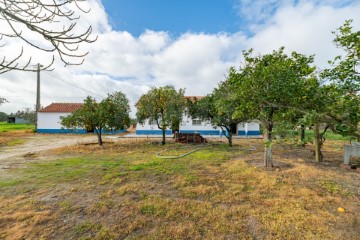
<box><xmin>0</xmin><ymin>0</ymin><xmax>97</xmax><ymax>72</ymax></box>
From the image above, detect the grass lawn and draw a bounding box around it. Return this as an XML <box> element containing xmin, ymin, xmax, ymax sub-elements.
<box><xmin>305</xmin><ymin>130</ymin><xmax>354</xmax><ymax>141</ymax></box>
<box><xmin>0</xmin><ymin>138</ymin><xmax>359</xmax><ymax>239</ymax></box>
<box><xmin>0</xmin><ymin>122</ymin><xmax>35</xmax><ymax>132</ymax></box>
<box><xmin>0</xmin><ymin>122</ymin><xmax>34</xmax><ymax>147</ymax></box>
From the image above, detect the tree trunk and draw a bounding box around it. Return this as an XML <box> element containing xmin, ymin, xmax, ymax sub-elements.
<box><xmin>314</xmin><ymin>123</ymin><xmax>322</xmax><ymax>162</ymax></box>
<box><xmin>95</xmin><ymin>128</ymin><xmax>103</xmax><ymax>146</ymax></box>
<box><xmin>300</xmin><ymin>124</ymin><xmax>306</xmax><ymax>147</ymax></box>
<box><xmin>228</xmin><ymin>130</ymin><xmax>233</xmax><ymax>147</ymax></box>
<box><xmin>161</xmin><ymin>128</ymin><xmax>166</xmax><ymax>145</ymax></box>
<box><xmin>263</xmin><ymin>125</ymin><xmax>273</xmax><ymax>167</ymax></box>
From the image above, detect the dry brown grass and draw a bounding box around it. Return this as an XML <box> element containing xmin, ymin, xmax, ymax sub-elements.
<box><xmin>0</xmin><ymin>129</ymin><xmax>33</xmax><ymax>145</ymax></box>
<box><xmin>0</xmin><ymin>137</ymin><xmax>359</xmax><ymax>239</ymax></box>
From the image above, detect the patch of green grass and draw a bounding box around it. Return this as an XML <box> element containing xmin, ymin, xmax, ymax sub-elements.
<box><xmin>305</xmin><ymin>130</ymin><xmax>353</xmax><ymax>141</ymax></box>
<box><xmin>140</xmin><ymin>204</ymin><xmax>156</xmax><ymax>215</ymax></box>
<box><xmin>0</xmin><ymin>122</ymin><xmax>34</xmax><ymax>132</ymax></box>
<box><xmin>76</xmin><ymin>221</ymin><xmax>101</xmax><ymax>233</ymax></box>
<box><xmin>318</xmin><ymin>179</ymin><xmax>350</xmax><ymax>196</ymax></box>
<box><xmin>140</xmin><ymin>203</ymin><xmax>167</xmax><ymax>216</ymax></box>
<box><xmin>0</xmin><ymin>179</ymin><xmax>20</xmax><ymax>188</ymax></box>
<box><xmin>0</xmin><ymin>157</ymin><xmax>128</xmax><ymax>192</ymax></box>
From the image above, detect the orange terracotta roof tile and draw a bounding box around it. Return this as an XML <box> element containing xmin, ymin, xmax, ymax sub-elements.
<box><xmin>39</xmin><ymin>103</ymin><xmax>83</xmax><ymax>113</ymax></box>
<box><xmin>184</xmin><ymin>96</ymin><xmax>203</xmax><ymax>102</ymax></box>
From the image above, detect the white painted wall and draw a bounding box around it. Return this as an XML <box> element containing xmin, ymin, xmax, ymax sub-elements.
<box><xmin>238</xmin><ymin>123</ymin><xmax>245</xmax><ymax>132</ymax></box>
<box><xmin>38</xmin><ymin>112</ymin><xmax>70</xmax><ymax>129</ymax></box>
<box><xmin>136</xmin><ymin>119</ymin><xmax>171</xmax><ymax>131</ymax></box>
<box><xmin>180</xmin><ymin>115</ymin><xmax>216</xmax><ymax>131</ymax></box>
<box><xmin>246</xmin><ymin>122</ymin><xmax>260</xmax><ymax>132</ymax></box>
<box><xmin>135</xmin><ymin>114</ymin><xmax>261</xmax><ymax>136</ymax></box>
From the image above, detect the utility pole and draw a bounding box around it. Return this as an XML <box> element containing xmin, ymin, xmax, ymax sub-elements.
<box><xmin>35</xmin><ymin>63</ymin><xmax>41</xmax><ymax>132</ymax></box>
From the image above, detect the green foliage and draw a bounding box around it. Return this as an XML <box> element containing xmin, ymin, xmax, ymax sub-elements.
<box><xmin>8</xmin><ymin>107</ymin><xmax>36</xmax><ymax>124</ymax></box>
<box><xmin>0</xmin><ymin>112</ymin><xmax>7</xmax><ymax>121</ymax></box>
<box><xmin>233</xmin><ymin>47</ymin><xmax>316</xmax><ymax>117</ymax></box>
<box><xmin>136</xmin><ymin>85</ymin><xmax>185</xmax><ymax>144</ymax></box>
<box><xmin>62</xmin><ymin>92</ymin><xmax>131</xmax><ymax>145</ymax></box>
<box><xmin>321</xmin><ymin>19</ymin><xmax>360</xmax><ymax>140</ymax></box>
<box><xmin>130</xmin><ymin>118</ymin><xmax>137</xmax><ymax>125</ymax></box>
<box><xmin>228</xmin><ymin>47</ymin><xmax>316</xmax><ymax>165</ymax></box>
<box><xmin>188</xmin><ymin>70</ymin><xmax>248</xmax><ymax>146</ymax></box>
<box><xmin>323</xmin><ymin>19</ymin><xmax>359</xmax><ymax>90</ymax></box>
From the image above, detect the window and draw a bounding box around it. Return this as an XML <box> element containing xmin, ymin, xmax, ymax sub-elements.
<box><xmin>192</xmin><ymin>119</ymin><xmax>202</xmax><ymax>126</ymax></box>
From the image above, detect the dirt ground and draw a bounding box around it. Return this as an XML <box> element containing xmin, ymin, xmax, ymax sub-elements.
<box><xmin>0</xmin><ymin>133</ymin><xmax>101</xmax><ymax>171</ymax></box>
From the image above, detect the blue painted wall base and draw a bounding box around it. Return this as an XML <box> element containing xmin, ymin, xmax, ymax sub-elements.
<box><xmin>37</xmin><ymin>129</ymin><xmax>87</xmax><ymax>134</ymax></box>
<box><xmin>179</xmin><ymin>130</ymin><xmax>220</xmax><ymax>135</ymax></box>
<box><xmin>238</xmin><ymin>130</ymin><xmax>261</xmax><ymax>136</ymax></box>
<box><xmin>37</xmin><ymin>129</ymin><xmax>126</xmax><ymax>134</ymax></box>
<box><xmin>136</xmin><ymin>130</ymin><xmax>172</xmax><ymax>135</ymax></box>
<box><xmin>247</xmin><ymin>130</ymin><xmax>261</xmax><ymax>136</ymax></box>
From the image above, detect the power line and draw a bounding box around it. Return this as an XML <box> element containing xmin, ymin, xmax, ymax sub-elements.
<box><xmin>44</xmin><ymin>71</ymin><xmax>106</xmax><ymax>98</ymax></box>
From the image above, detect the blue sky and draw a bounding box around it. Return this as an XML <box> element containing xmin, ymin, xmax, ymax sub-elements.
<box><xmin>101</xmin><ymin>0</ymin><xmax>241</xmax><ymax>36</ymax></box>
<box><xmin>99</xmin><ymin>0</ymin><xmax>359</xmax><ymax>36</ymax></box>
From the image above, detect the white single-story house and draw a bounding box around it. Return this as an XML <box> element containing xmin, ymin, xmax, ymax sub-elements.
<box><xmin>136</xmin><ymin>96</ymin><xmax>261</xmax><ymax>137</ymax></box>
<box><xmin>37</xmin><ymin>103</ymin><xmax>126</xmax><ymax>134</ymax></box>
<box><xmin>37</xmin><ymin>103</ymin><xmax>86</xmax><ymax>133</ymax></box>
<box><xmin>136</xmin><ymin>114</ymin><xmax>260</xmax><ymax>136</ymax></box>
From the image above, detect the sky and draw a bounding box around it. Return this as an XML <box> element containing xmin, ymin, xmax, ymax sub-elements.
<box><xmin>0</xmin><ymin>0</ymin><xmax>359</xmax><ymax>116</ymax></box>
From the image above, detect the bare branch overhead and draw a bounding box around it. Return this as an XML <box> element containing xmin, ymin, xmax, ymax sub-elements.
<box><xmin>0</xmin><ymin>0</ymin><xmax>97</xmax><ymax>73</ymax></box>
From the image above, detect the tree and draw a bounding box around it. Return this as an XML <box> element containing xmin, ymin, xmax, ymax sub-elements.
<box><xmin>0</xmin><ymin>0</ymin><xmax>97</xmax><ymax>73</ymax></box>
<box><xmin>321</xmin><ymin>19</ymin><xmax>360</xmax><ymax>141</ymax></box>
<box><xmin>189</xmin><ymin>69</ymin><xmax>251</xmax><ymax>147</ymax></box>
<box><xmin>62</xmin><ymin>92</ymin><xmax>131</xmax><ymax>145</ymax></box>
<box><xmin>0</xmin><ymin>111</ymin><xmax>7</xmax><ymax>121</ymax></box>
<box><xmin>136</xmin><ymin>85</ymin><xmax>185</xmax><ymax>145</ymax></box>
<box><xmin>231</xmin><ymin>48</ymin><xmax>316</xmax><ymax>167</ymax></box>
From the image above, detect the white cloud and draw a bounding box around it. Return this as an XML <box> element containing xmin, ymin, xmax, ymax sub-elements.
<box><xmin>234</xmin><ymin>0</ymin><xmax>287</xmax><ymax>23</ymax></box>
<box><xmin>245</xmin><ymin>1</ymin><xmax>360</xmax><ymax>67</ymax></box>
<box><xmin>0</xmin><ymin>0</ymin><xmax>359</xmax><ymax>118</ymax></box>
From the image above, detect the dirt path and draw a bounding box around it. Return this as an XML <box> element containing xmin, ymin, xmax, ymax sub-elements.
<box><xmin>0</xmin><ymin>134</ymin><xmax>98</xmax><ymax>171</ymax></box>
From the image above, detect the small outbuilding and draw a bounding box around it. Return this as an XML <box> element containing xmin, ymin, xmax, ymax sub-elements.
<box><xmin>7</xmin><ymin>117</ymin><xmax>31</xmax><ymax>124</ymax></box>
